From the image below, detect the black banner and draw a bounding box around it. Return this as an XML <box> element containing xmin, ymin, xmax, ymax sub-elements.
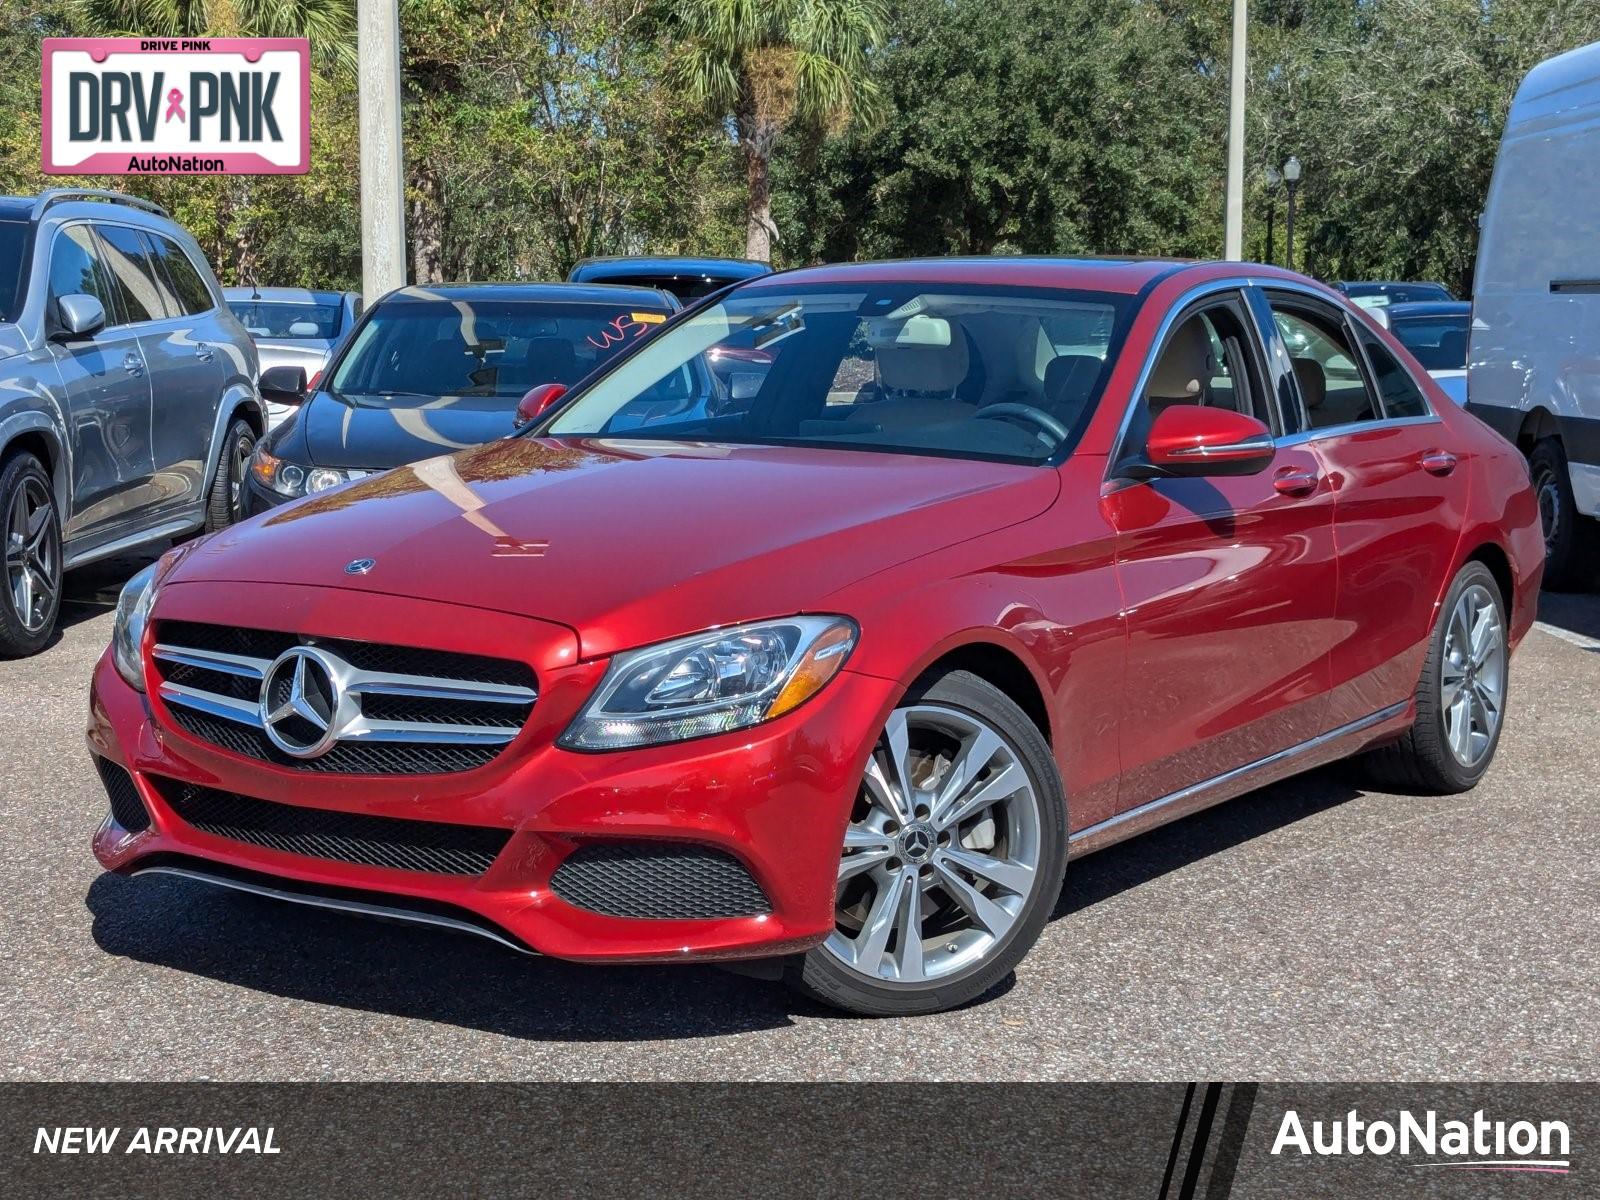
<box><xmin>4</xmin><ymin>1083</ymin><xmax>1591</xmax><ymax>1198</ymax></box>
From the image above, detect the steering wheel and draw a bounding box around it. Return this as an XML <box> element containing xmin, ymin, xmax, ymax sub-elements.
<box><xmin>974</xmin><ymin>403</ymin><xmax>1071</xmax><ymax>445</ymax></box>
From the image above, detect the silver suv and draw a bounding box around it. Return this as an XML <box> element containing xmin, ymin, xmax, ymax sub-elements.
<box><xmin>0</xmin><ymin>189</ymin><xmax>261</xmax><ymax>657</ymax></box>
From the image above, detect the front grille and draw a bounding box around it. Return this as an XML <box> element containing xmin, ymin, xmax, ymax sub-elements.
<box><xmin>551</xmin><ymin>842</ymin><xmax>770</xmax><ymax>920</ymax></box>
<box><xmin>150</xmin><ymin>620</ymin><xmax>537</xmax><ymax>776</ymax></box>
<box><xmin>151</xmin><ymin>777</ymin><xmax>511</xmax><ymax>876</ymax></box>
<box><xmin>95</xmin><ymin>757</ymin><xmax>150</xmax><ymax>832</ymax></box>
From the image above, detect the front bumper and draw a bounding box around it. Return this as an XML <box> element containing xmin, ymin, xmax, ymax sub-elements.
<box><xmin>88</xmin><ymin>582</ymin><xmax>896</xmax><ymax>963</ymax></box>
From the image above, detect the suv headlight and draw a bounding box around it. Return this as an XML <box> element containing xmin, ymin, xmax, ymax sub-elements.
<box><xmin>559</xmin><ymin>616</ymin><xmax>858</xmax><ymax>750</ymax></box>
<box><xmin>111</xmin><ymin>562</ymin><xmax>162</xmax><ymax>691</ymax></box>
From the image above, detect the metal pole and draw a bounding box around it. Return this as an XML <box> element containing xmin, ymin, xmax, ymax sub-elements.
<box><xmin>358</xmin><ymin>0</ymin><xmax>406</xmax><ymax>303</ymax></box>
<box><xmin>1265</xmin><ymin>205</ymin><xmax>1275</xmax><ymax>265</ymax></box>
<box><xmin>1285</xmin><ymin>180</ymin><xmax>1298</xmax><ymax>268</ymax></box>
<box><xmin>1223</xmin><ymin>0</ymin><xmax>1248</xmax><ymax>260</ymax></box>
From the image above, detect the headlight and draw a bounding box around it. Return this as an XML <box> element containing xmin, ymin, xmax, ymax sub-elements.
<box><xmin>559</xmin><ymin>616</ymin><xmax>858</xmax><ymax>750</ymax></box>
<box><xmin>251</xmin><ymin>446</ymin><xmax>355</xmax><ymax>498</ymax></box>
<box><xmin>111</xmin><ymin>562</ymin><xmax>161</xmax><ymax>691</ymax></box>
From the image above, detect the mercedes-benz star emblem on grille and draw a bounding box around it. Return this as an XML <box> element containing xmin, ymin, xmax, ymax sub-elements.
<box><xmin>345</xmin><ymin>558</ymin><xmax>376</xmax><ymax>575</ymax></box>
<box><xmin>259</xmin><ymin>647</ymin><xmax>349</xmax><ymax>758</ymax></box>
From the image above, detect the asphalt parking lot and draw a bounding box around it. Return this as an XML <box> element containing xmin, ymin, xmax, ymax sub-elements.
<box><xmin>2</xmin><ymin>557</ymin><xmax>1596</xmax><ymax>1082</ymax></box>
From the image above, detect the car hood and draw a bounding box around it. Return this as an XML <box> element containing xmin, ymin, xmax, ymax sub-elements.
<box><xmin>174</xmin><ymin>437</ymin><xmax>1059</xmax><ymax>658</ymax></box>
<box><xmin>297</xmin><ymin>390</ymin><xmax>524</xmax><ymax>470</ymax></box>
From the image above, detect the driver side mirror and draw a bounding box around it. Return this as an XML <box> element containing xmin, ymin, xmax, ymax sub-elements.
<box><xmin>259</xmin><ymin>365</ymin><xmax>308</xmax><ymax>404</ymax></box>
<box><xmin>515</xmin><ymin>383</ymin><xmax>568</xmax><ymax>427</ymax></box>
<box><xmin>52</xmin><ymin>294</ymin><xmax>105</xmax><ymax>340</ymax></box>
<box><xmin>1130</xmin><ymin>406</ymin><xmax>1275</xmax><ymax>479</ymax></box>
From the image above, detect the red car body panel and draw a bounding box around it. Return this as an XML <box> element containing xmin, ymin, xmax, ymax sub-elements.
<box><xmin>89</xmin><ymin>258</ymin><xmax>1544</xmax><ymax>963</ymax></box>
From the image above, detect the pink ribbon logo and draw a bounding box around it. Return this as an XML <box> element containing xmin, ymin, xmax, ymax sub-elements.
<box><xmin>164</xmin><ymin>88</ymin><xmax>185</xmax><ymax>123</ymax></box>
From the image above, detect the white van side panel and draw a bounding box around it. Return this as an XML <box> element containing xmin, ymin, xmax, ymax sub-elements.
<box><xmin>1471</xmin><ymin>41</ymin><xmax>1600</xmax><ymax>515</ymax></box>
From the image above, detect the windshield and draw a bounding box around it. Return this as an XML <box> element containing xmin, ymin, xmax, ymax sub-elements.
<box><xmin>0</xmin><ymin>220</ymin><xmax>28</xmax><ymax>323</ymax></box>
<box><xmin>229</xmin><ymin>299</ymin><xmax>344</xmax><ymax>339</ymax></box>
<box><xmin>329</xmin><ymin>298</ymin><xmax>670</xmax><ymax>404</ymax></box>
<box><xmin>541</xmin><ymin>284</ymin><xmax>1130</xmax><ymax>464</ymax></box>
<box><xmin>1390</xmin><ymin>313</ymin><xmax>1469</xmax><ymax>370</ymax></box>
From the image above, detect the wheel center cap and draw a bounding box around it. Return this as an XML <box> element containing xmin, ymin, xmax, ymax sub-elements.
<box><xmin>898</xmin><ymin>822</ymin><xmax>935</xmax><ymax>864</ymax></box>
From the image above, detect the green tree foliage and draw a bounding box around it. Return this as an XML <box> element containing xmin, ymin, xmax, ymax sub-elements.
<box><xmin>667</xmin><ymin>0</ymin><xmax>887</xmax><ymax>260</ymax></box>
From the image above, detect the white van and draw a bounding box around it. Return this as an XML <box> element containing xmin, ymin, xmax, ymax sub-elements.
<box><xmin>1471</xmin><ymin>39</ymin><xmax>1600</xmax><ymax>590</ymax></box>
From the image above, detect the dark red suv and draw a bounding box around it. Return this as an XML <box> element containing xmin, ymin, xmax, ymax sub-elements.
<box><xmin>89</xmin><ymin>259</ymin><xmax>1542</xmax><ymax>1015</ymax></box>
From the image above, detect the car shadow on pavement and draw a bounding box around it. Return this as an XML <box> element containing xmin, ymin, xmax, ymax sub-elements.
<box><xmin>1535</xmin><ymin>589</ymin><xmax>1600</xmax><ymax>647</ymax></box>
<box><xmin>85</xmin><ymin>871</ymin><xmax>809</xmax><ymax>1039</ymax></box>
<box><xmin>84</xmin><ymin>767</ymin><xmax>1358</xmax><ymax>1038</ymax></box>
<box><xmin>1054</xmin><ymin>766</ymin><xmax>1362</xmax><ymax>918</ymax></box>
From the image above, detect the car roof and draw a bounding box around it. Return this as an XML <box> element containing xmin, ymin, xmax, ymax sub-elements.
<box><xmin>0</xmin><ymin>197</ymin><xmax>33</xmax><ymax>221</ymax></box>
<box><xmin>571</xmin><ymin>256</ymin><xmax>771</xmax><ymax>282</ymax></box>
<box><xmin>735</xmin><ymin>256</ymin><xmax>1234</xmax><ymax>296</ymax></box>
<box><xmin>1338</xmin><ymin>280</ymin><xmax>1451</xmax><ymax>292</ymax></box>
<box><xmin>1382</xmin><ymin>300</ymin><xmax>1471</xmax><ymax>318</ymax></box>
<box><xmin>381</xmin><ymin>281</ymin><xmax>678</xmax><ymax>309</ymax></box>
<box><xmin>224</xmin><ymin>287</ymin><xmax>353</xmax><ymax>305</ymax></box>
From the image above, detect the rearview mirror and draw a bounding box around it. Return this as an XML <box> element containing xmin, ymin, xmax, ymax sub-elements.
<box><xmin>53</xmin><ymin>294</ymin><xmax>105</xmax><ymax>340</ymax></box>
<box><xmin>515</xmin><ymin>383</ymin><xmax>568</xmax><ymax>427</ymax></box>
<box><xmin>1136</xmin><ymin>406</ymin><xmax>1274</xmax><ymax>478</ymax></box>
<box><xmin>259</xmin><ymin>365</ymin><xmax>308</xmax><ymax>403</ymax></box>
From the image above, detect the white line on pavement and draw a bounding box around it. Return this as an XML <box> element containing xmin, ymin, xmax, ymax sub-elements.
<box><xmin>1534</xmin><ymin>621</ymin><xmax>1600</xmax><ymax>652</ymax></box>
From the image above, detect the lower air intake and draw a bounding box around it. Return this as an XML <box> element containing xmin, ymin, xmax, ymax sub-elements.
<box><xmin>95</xmin><ymin>757</ymin><xmax>150</xmax><ymax>833</ymax></box>
<box><xmin>151</xmin><ymin>778</ymin><xmax>510</xmax><ymax>876</ymax></box>
<box><xmin>550</xmin><ymin>842</ymin><xmax>770</xmax><ymax>920</ymax></box>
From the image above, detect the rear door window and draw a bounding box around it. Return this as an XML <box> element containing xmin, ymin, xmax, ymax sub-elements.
<box><xmin>149</xmin><ymin>235</ymin><xmax>216</xmax><ymax>315</ymax></box>
<box><xmin>1359</xmin><ymin>334</ymin><xmax>1431</xmax><ymax>418</ymax></box>
<box><xmin>94</xmin><ymin>225</ymin><xmax>174</xmax><ymax>323</ymax></box>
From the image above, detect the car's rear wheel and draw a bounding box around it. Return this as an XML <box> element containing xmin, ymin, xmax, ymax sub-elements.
<box><xmin>1529</xmin><ymin>437</ymin><xmax>1599</xmax><ymax>592</ymax></box>
<box><xmin>1360</xmin><ymin>561</ymin><xmax>1508</xmax><ymax>794</ymax></box>
<box><xmin>0</xmin><ymin>453</ymin><xmax>62</xmax><ymax>659</ymax></box>
<box><xmin>205</xmin><ymin>416</ymin><xmax>257</xmax><ymax>532</ymax></box>
<box><xmin>787</xmin><ymin>670</ymin><xmax>1066</xmax><ymax>1016</ymax></box>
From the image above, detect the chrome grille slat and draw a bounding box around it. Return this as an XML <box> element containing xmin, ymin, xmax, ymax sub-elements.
<box><xmin>150</xmin><ymin>622</ymin><xmax>538</xmax><ymax>775</ymax></box>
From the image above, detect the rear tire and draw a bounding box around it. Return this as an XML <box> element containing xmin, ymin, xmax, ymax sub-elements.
<box><xmin>1529</xmin><ymin>437</ymin><xmax>1599</xmax><ymax>592</ymax></box>
<box><xmin>786</xmin><ymin>670</ymin><xmax>1066</xmax><ymax>1016</ymax></box>
<box><xmin>0</xmin><ymin>452</ymin><xmax>63</xmax><ymax>659</ymax></box>
<box><xmin>1360</xmin><ymin>561</ymin><xmax>1508</xmax><ymax>794</ymax></box>
<box><xmin>205</xmin><ymin>416</ymin><xmax>257</xmax><ymax>533</ymax></box>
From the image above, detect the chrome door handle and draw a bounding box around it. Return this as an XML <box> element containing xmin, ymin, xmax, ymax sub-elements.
<box><xmin>1420</xmin><ymin>449</ymin><xmax>1458</xmax><ymax>476</ymax></box>
<box><xmin>1273</xmin><ymin>467</ymin><xmax>1320</xmax><ymax>497</ymax></box>
<box><xmin>194</xmin><ymin>342</ymin><xmax>215</xmax><ymax>362</ymax></box>
<box><xmin>123</xmin><ymin>352</ymin><xmax>145</xmax><ymax>378</ymax></box>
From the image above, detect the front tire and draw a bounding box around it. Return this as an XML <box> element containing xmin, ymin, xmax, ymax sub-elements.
<box><xmin>1529</xmin><ymin>437</ymin><xmax>1598</xmax><ymax>592</ymax></box>
<box><xmin>787</xmin><ymin>670</ymin><xmax>1066</xmax><ymax>1016</ymax></box>
<box><xmin>1361</xmin><ymin>561</ymin><xmax>1508</xmax><ymax>794</ymax></box>
<box><xmin>205</xmin><ymin>416</ymin><xmax>257</xmax><ymax>533</ymax></box>
<box><xmin>0</xmin><ymin>452</ymin><xmax>63</xmax><ymax>658</ymax></box>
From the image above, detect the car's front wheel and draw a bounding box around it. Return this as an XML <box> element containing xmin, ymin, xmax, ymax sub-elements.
<box><xmin>0</xmin><ymin>452</ymin><xmax>63</xmax><ymax>658</ymax></box>
<box><xmin>788</xmin><ymin>670</ymin><xmax>1066</xmax><ymax>1016</ymax></box>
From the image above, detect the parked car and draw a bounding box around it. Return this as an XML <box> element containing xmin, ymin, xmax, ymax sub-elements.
<box><xmin>224</xmin><ymin>287</ymin><xmax>361</xmax><ymax>430</ymax></box>
<box><xmin>90</xmin><ymin>257</ymin><xmax>1541</xmax><ymax>1016</ymax></box>
<box><xmin>0</xmin><ymin>189</ymin><xmax>260</xmax><ymax>658</ymax></box>
<box><xmin>1370</xmin><ymin>300</ymin><xmax>1471</xmax><ymax>404</ymax></box>
<box><xmin>244</xmin><ymin>282</ymin><xmax>676</xmax><ymax>513</ymax></box>
<box><xmin>568</xmin><ymin>255</ymin><xmax>771</xmax><ymax>302</ymax></box>
<box><xmin>1469</xmin><ymin>38</ymin><xmax>1600</xmax><ymax>591</ymax></box>
<box><xmin>1336</xmin><ymin>280</ymin><xmax>1456</xmax><ymax>308</ymax></box>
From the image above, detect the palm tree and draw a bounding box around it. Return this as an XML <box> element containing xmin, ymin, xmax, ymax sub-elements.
<box><xmin>671</xmin><ymin>0</ymin><xmax>886</xmax><ymax>261</ymax></box>
<box><xmin>74</xmin><ymin>0</ymin><xmax>356</xmax><ymax>73</ymax></box>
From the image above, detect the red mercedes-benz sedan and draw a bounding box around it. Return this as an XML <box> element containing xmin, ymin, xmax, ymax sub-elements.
<box><xmin>88</xmin><ymin>258</ymin><xmax>1542</xmax><ymax>1015</ymax></box>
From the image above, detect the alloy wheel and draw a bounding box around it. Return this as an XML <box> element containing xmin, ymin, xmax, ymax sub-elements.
<box><xmin>825</xmin><ymin>704</ymin><xmax>1043</xmax><ymax>984</ymax></box>
<box><xmin>5</xmin><ymin>476</ymin><xmax>58</xmax><ymax>633</ymax></box>
<box><xmin>1440</xmin><ymin>582</ymin><xmax>1505</xmax><ymax>768</ymax></box>
<box><xmin>230</xmin><ymin>431</ymin><xmax>255</xmax><ymax>521</ymax></box>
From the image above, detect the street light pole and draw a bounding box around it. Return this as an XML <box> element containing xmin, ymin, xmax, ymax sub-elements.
<box><xmin>1283</xmin><ymin>155</ymin><xmax>1302</xmax><ymax>268</ymax></box>
<box><xmin>358</xmin><ymin>0</ymin><xmax>407</xmax><ymax>304</ymax></box>
<box><xmin>1223</xmin><ymin>0</ymin><xmax>1248</xmax><ymax>260</ymax></box>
